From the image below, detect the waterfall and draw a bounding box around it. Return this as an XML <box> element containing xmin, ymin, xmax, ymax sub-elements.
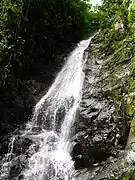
<box><xmin>0</xmin><ymin>37</ymin><xmax>93</xmax><ymax>180</ymax></box>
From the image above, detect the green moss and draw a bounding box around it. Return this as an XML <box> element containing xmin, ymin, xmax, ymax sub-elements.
<box><xmin>130</xmin><ymin>57</ymin><xmax>135</xmax><ymax>81</ymax></box>
<box><xmin>111</xmin><ymin>90</ymin><xmax>122</xmax><ymax>101</ymax></box>
<box><xmin>126</xmin><ymin>54</ymin><xmax>135</xmax><ymax>135</ymax></box>
<box><xmin>122</xmin><ymin>171</ymin><xmax>135</xmax><ymax>180</ymax></box>
<box><xmin>103</xmin><ymin>30</ymin><xmax>135</xmax><ymax>137</ymax></box>
<box><xmin>90</xmin><ymin>10</ymin><xmax>135</xmax><ymax>177</ymax></box>
<box><xmin>98</xmin><ymin>28</ymin><xmax>135</xmax><ymax>138</ymax></box>
<box><xmin>130</xmin><ymin>80</ymin><xmax>135</xmax><ymax>92</ymax></box>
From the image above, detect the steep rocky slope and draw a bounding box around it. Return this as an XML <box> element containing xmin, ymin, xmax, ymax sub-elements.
<box><xmin>72</xmin><ymin>29</ymin><xmax>135</xmax><ymax>179</ymax></box>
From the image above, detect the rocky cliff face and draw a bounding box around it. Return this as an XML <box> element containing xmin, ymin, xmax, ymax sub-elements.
<box><xmin>0</xmin><ymin>79</ymin><xmax>47</xmax><ymax>136</ymax></box>
<box><xmin>72</xmin><ymin>31</ymin><xmax>135</xmax><ymax>179</ymax></box>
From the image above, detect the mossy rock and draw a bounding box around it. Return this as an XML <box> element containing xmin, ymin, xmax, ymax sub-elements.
<box><xmin>122</xmin><ymin>171</ymin><xmax>135</xmax><ymax>180</ymax></box>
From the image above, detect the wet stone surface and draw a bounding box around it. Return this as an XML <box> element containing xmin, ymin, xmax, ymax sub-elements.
<box><xmin>71</xmin><ymin>34</ymin><xmax>129</xmax><ymax>173</ymax></box>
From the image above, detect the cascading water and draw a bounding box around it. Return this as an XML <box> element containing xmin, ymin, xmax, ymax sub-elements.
<box><xmin>0</xmin><ymin>37</ymin><xmax>93</xmax><ymax>180</ymax></box>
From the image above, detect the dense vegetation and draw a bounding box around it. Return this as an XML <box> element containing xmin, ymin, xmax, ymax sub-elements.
<box><xmin>3</xmin><ymin>0</ymin><xmax>132</xmax><ymax>87</ymax></box>
<box><xmin>0</xmin><ymin>0</ymin><xmax>101</xmax><ymax>87</ymax></box>
<box><xmin>0</xmin><ymin>0</ymin><xmax>102</xmax><ymax>135</ymax></box>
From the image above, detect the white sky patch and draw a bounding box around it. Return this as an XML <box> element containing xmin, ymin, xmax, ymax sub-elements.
<box><xmin>90</xmin><ymin>0</ymin><xmax>102</xmax><ymax>5</ymax></box>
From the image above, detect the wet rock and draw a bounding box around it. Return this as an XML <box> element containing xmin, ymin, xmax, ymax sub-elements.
<box><xmin>12</xmin><ymin>136</ymin><xmax>37</xmax><ymax>157</ymax></box>
<box><xmin>0</xmin><ymin>79</ymin><xmax>47</xmax><ymax>137</ymax></box>
<box><xmin>0</xmin><ymin>136</ymin><xmax>10</xmax><ymax>155</ymax></box>
<box><xmin>17</xmin><ymin>174</ymin><xmax>24</xmax><ymax>180</ymax></box>
<box><xmin>31</xmin><ymin>126</ymin><xmax>43</xmax><ymax>134</ymax></box>
<box><xmin>55</xmin><ymin>105</ymin><xmax>66</xmax><ymax>133</ymax></box>
<box><xmin>72</xmin><ymin>33</ymin><xmax>129</xmax><ymax>171</ymax></box>
<box><xmin>9</xmin><ymin>155</ymin><xmax>28</xmax><ymax>179</ymax></box>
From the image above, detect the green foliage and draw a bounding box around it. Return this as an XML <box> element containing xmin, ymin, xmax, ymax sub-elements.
<box><xmin>22</xmin><ymin>0</ymin><xmax>91</xmax><ymax>58</ymax></box>
<box><xmin>0</xmin><ymin>0</ymin><xmax>101</xmax><ymax>87</ymax></box>
<box><xmin>122</xmin><ymin>171</ymin><xmax>135</xmax><ymax>180</ymax></box>
<box><xmin>0</xmin><ymin>0</ymin><xmax>24</xmax><ymax>85</ymax></box>
<box><xmin>127</xmin><ymin>56</ymin><xmax>135</xmax><ymax>135</ymax></box>
<box><xmin>129</xmin><ymin>3</ymin><xmax>135</xmax><ymax>21</ymax></box>
<box><xmin>96</xmin><ymin>0</ymin><xmax>130</xmax><ymax>30</ymax></box>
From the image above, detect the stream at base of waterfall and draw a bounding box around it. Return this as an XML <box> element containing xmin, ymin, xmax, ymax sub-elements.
<box><xmin>0</xmin><ymin>37</ymin><xmax>94</xmax><ymax>180</ymax></box>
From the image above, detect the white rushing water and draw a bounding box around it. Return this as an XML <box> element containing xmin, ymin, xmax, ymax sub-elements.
<box><xmin>0</xmin><ymin>37</ymin><xmax>92</xmax><ymax>180</ymax></box>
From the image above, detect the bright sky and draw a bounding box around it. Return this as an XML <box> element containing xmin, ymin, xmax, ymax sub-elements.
<box><xmin>90</xmin><ymin>0</ymin><xmax>102</xmax><ymax>5</ymax></box>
